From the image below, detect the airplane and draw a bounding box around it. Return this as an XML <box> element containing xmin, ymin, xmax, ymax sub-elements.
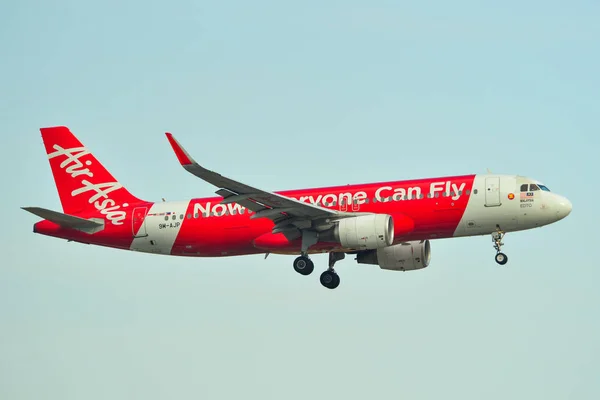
<box><xmin>23</xmin><ymin>126</ymin><xmax>572</xmax><ymax>289</ymax></box>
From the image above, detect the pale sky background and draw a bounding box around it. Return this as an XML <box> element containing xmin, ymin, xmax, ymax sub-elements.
<box><xmin>1</xmin><ymin>1</ymin><xmax>598</xmax><ymax>399</ymax></box>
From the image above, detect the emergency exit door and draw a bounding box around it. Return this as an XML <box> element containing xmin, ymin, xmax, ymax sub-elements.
<box><xmin>132</xmin><ymin>207</ymin><xmax>148</xmax><ymax>237</ymax></box>
<box><xmin>485</xmin><ymin>177</ymin><xmax>501</xmax><ymax>207</ymax></box>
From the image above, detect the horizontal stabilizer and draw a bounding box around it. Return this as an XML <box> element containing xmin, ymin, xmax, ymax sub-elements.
<box><xmin>22</xmin><ymin>207</ymin><xmax>104</xmax><ymax>233</ymax></box>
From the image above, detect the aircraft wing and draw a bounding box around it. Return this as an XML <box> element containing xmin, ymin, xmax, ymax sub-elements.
<box><xmin>165</xmin><ymin>133</ymin><xmax>345</xmax><ymax>232</ymax></box>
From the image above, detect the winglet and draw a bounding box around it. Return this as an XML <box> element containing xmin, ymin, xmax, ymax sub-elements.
<box><xmin>165</xmin><ymin>133</ymin><xmax>195</xmax><ymax>166</ymax></box>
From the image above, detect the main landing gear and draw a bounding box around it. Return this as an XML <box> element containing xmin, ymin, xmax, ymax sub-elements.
<box><xmin>293</xmin><ymin>252</ymin><xmax>344</xmax><ymax>289</ymax></box>
<box><xmin>320</xmin><ymin>252</ymin><xmax>344</xmax><ymax>290</ymax></box>
<box><xmin>293</xmin><ymin>255</ymin><xmax>314</xmax><ymax>275</ymax></box>
<box><xmin>292</xmin><ymin>230</ymin><xmax>345</xmax><ymax>289</ymax></box>
<box><xmin>492</xmin><ymin>226</ymin><xmax>508</xmax><ymax>265</ymax></box>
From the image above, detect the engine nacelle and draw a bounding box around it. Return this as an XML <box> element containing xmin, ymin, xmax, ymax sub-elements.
<box><xmin>356</xmin><ymin>240</ymin><xmax>431</xmax><ymax>271</ymax></box>
<box><xmin>334</xmin><ymin>214</ymin><xmax>394</xmax><ymax>250</ymax></box>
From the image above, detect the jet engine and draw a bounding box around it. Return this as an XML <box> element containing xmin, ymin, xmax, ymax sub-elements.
<box><xmin>356</xmin><ymin>240</ymin><xmax>431</xmax><ymax>271</ymax></box>
<box><xmin>333</xmin><ymin>214</ymin><xmax>394</xmax><ymax>250</ymax></box>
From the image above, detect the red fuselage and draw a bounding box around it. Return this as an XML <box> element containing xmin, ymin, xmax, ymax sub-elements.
<box><xmin>35</xmin><ymin>174</ymin><xmax>476</xmax><ymax>257</ymax></box>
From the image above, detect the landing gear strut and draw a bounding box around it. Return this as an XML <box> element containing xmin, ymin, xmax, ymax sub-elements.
<box><xmin>293</xmin><ymin>230</ymin><xmax>318</xmax><ymax>276</ymax></box>
<box><xmin>492</xmin><ymin>226</ymin><xmax>508</xmax><ymax>265</ymax></box>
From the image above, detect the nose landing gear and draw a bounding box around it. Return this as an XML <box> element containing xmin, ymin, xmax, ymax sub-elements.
<box><xmin>492</xmin><ymin>227</ymin><xmax>508</xmax><ymax>265</ymax></box>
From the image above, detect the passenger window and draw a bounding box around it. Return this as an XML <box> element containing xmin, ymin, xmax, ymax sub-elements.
<box><xmin>465</xmin><ymin>189</ymin><xmax>471</xmax><ymax>195</ymax></box>
<box><xmin>529</xmin><ymin>184</ymin><xmax>540</xmax><ymax>191</ymax></box>
<box><xmin>186</xmin><ymin>213</ymin><xmax>191</xmax><ymax>219</ymax></box>
<box><xmin>194</xmin><ymin>213</ymin><xmax>199</xmax><ymax>218</ymax></box>
<box><xmin>164</xmin><ymin>216</ymin><xmax>168</xmax><ymax>221</ymax></box>
<box><xmin>520</xmin><ymin>184</ymin><xmax>528</xmax><ymax>192</ymax></box>
<box><xmin>473</xmin><ymin>189</ymin><xmax>478</xmax><ymax>194</ymax></box>
<box><xmin>172</xmin><ymin>215</ymin><xmax>176</xmax><ymax>220</ymax></box>
<box><xmin>434</xmin><ymin>193</ymin><xmax>440</xmax><ymax>198</ymax></box>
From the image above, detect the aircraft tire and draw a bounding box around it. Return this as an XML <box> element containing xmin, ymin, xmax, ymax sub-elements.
<box><xmin>320</xmin><ymin>270</ymin><xmax>340</xmax><ymax>289</ymax></box>
<box><xmin>293</xmin><ymin>256</ymin><xmax>314</xmax><ymax>275</ymax></box>
<box><xmin>495</xmin><ymin>252</ymin><xmax>508</xmax><ymax>265</ymax></box>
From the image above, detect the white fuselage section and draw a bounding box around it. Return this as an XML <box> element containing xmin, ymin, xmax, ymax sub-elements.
<box><xmin>454</xmin><ymin>174</ymin><xmax>572</xmax><ymax>237</ymax></box>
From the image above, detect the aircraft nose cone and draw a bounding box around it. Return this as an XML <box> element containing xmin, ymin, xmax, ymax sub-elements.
<box><xmin>556</xmin><ymin>197</ymin><xmax>572</xmax><ymax>220</ymax></box>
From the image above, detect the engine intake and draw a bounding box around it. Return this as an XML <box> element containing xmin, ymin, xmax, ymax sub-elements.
<box><xmin>334</xmin><ymin>214</ymin><xmax>394</xmax><ymax>250</ymax></box>
<box><xmin>356</xmin><ymin>240</ymin><xmax>431</xmax><ymax>271</ymax></box>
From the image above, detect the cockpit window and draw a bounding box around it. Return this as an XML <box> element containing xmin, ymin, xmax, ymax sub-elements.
<box><xmin>538</xmin><ymin>185</ymin><xmax>551</xmax><ymax>192</ymax></box>
<box><xmin>529</xmin><ymin>184</ymin><xmax>540</xmax><ymax>191</ymax></box>
<box><xmin>520</xmin><ymin>184</ymin><xmax>528</xmax><ymax>192</ymax></box>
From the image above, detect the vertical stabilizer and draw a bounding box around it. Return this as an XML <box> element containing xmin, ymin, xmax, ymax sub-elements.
<box><xmin>41</xmin><ymin>126</ymin><xmax>143</xmax><ymax>225</ymax></box>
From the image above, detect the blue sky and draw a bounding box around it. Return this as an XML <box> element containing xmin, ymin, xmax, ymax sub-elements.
<box><xmin>1</xmin><ymin>1</ymin><xmax>598</xmax><ymax>399</ymax></box>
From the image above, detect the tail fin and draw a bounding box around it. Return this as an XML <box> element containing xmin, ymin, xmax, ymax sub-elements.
<box><xmin>41</xmin><ymin>126</ymin><xmax>143</xmax><ymax>224</ymax></box>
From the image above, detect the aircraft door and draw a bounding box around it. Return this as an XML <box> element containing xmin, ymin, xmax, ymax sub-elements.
<box><xmin>132</xmin><ymin>207</ymin><xmax>148</xmax><ymax>237</ymax></box>
<box><xmin>485</xmin><ymin>177</ymin><xmax>501</xmax><ymax>207</ymax></box>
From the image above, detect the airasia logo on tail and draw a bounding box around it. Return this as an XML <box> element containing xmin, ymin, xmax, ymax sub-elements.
<box><xmin>48</xmin><ymin>145</ymin><xmax>127</xmax><ymax>225</ymax></box>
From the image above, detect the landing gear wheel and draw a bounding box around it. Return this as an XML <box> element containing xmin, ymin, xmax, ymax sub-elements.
<box><xmin>293</xmin><ymin>256</ymin><xmax>314</xmax><ymax>275</ymax></box>
<box><xmin>320</xmin><ymin>270</ymin><xmax>340</xmax><ymax>289</ymax></box>
<box><xmin>495</xmin><ymin>252</ymin><xmax>508</xmax><ymax>265</ymax></box>
<box><xmin>491</xmin><ymin>227</ymin><xmax>508</xmax><ymax>265</ymax></box>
